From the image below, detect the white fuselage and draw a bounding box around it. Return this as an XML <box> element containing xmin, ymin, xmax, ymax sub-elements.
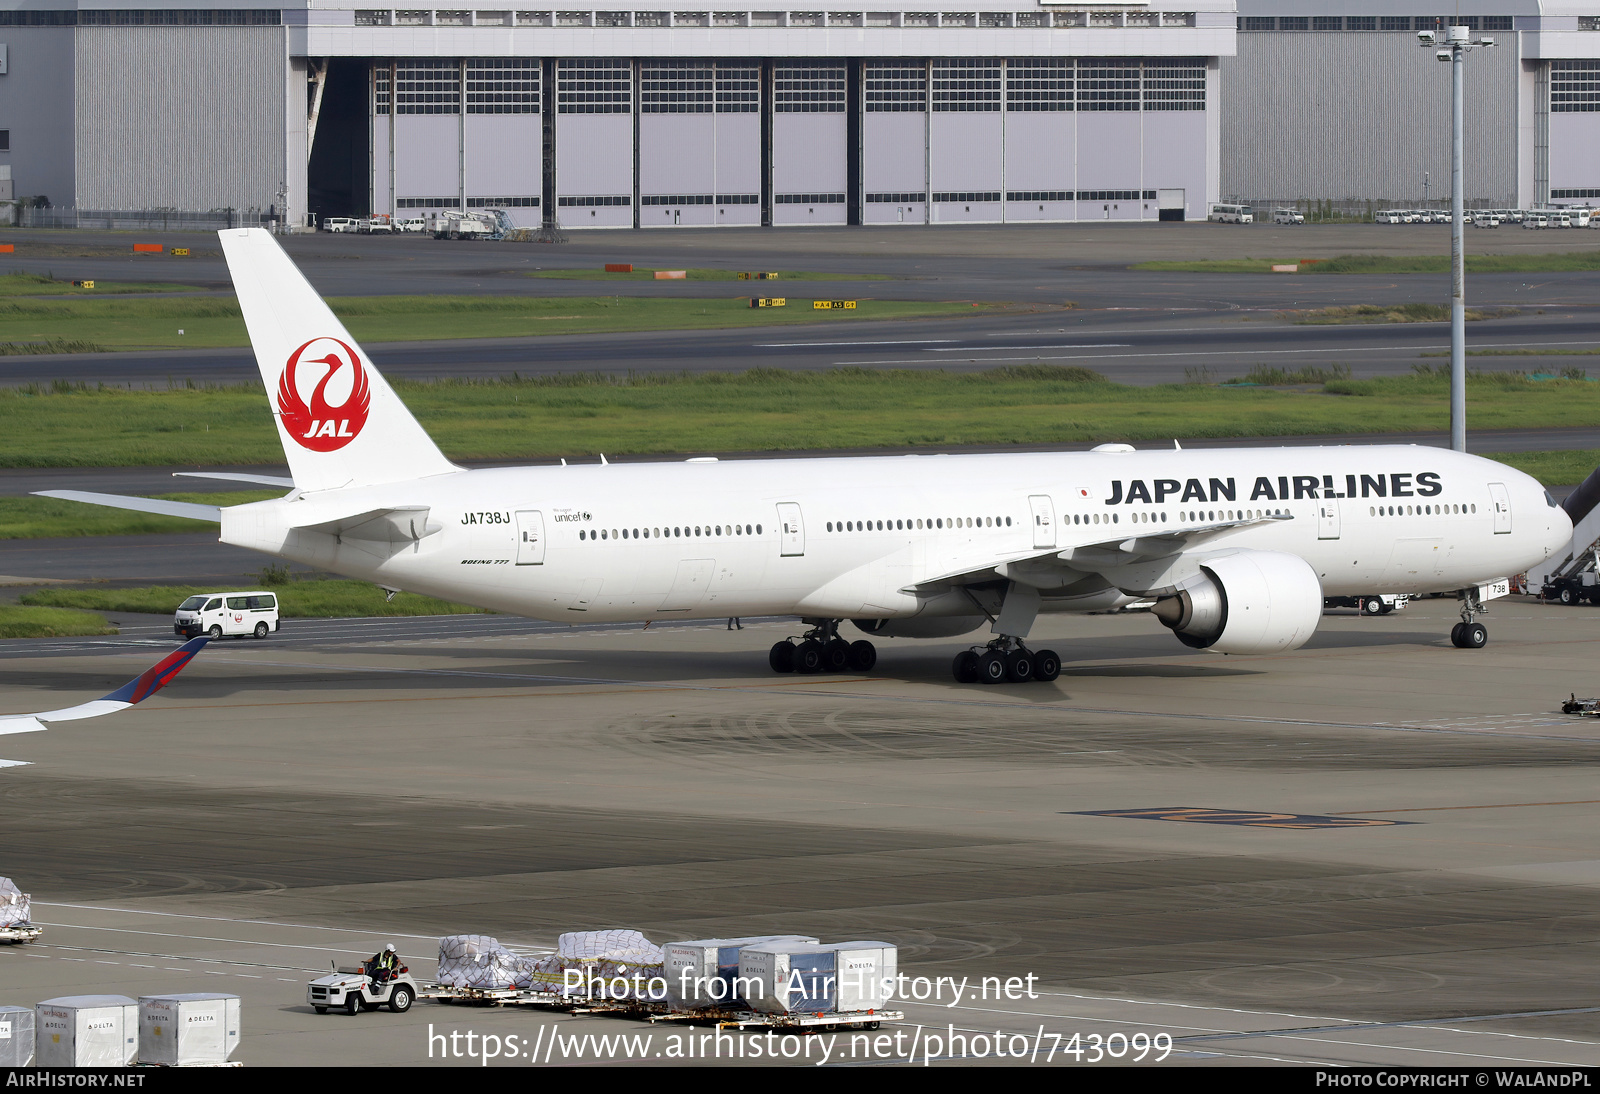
<box><xmin>218</xmin><ymin>445</ymin><xmax>1570</xmax><ymax>629</ymax></box>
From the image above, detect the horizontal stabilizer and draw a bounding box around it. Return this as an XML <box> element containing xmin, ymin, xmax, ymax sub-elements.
<box><xmin>293</xmin><ymin>506</ymin><xmax>438</xmax><ymax>544</ymax></box>
<box><xmin>33</xmin><ymin>490</ymin><xmax>221</xmax><ymax>523</ymax></box>
<box><xmin>172</xmin><ymin>471</ymin><xmax>295</xmax><ymax>489</ymax></box>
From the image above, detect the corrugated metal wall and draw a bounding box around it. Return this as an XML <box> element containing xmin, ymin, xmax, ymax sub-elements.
<box><xmin>75</xmin><ymin>27</ymin><xmax>285</xmax><ymax>211</ymax></box>
<box><xmin>1219</xmin><ymin>31</ymin><xmax>1518</xmax><ymax>205</ymax></box>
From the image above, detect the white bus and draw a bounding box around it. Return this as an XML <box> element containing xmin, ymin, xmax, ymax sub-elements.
<box><xmin>1208</xmin><ymin>203</ymin><xmax>1254</xmax><ymax>223</ymax></box>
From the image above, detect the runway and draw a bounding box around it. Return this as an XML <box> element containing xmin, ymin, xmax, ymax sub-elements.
<box><xmin>4</xmin><ymin>599</ymin><xmax>1600</xmax><ymax>1065</ymax></box>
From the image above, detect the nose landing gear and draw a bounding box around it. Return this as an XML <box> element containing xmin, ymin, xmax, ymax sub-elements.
<box><xmin>1450</xmin><ymin>587</ymin><xmax>1489</xmax><ymax>649</ymax></box>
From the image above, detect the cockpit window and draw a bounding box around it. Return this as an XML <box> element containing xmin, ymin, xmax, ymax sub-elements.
<box><xmin>1547</xmin><ymin>491</ymin><xmax>1560</xmax><ymax>508</ymax></box>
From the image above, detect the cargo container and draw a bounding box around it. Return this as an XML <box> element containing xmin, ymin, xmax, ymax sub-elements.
<box><xmin>35</xmin><ymin>996</ymin><xmax>138</xmax><ymax>1067</ymax></box>
<box><xmin>138</xmin><ymin>994</ymin><xmax>240</xmax><ymax>1066</ymax></box>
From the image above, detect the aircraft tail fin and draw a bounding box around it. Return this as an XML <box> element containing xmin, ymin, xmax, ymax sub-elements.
<box><xmin>218</xmin><ymin>228</ymin><xmax>458</xmax><ymax>492</ymax></box>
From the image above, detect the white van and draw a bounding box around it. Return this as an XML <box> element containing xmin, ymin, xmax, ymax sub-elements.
<box><xmin>1374</xmin><ymin>209</ymin><xmax>1405</xmax><ymax>224</ymax></box>
<box><xmin>323</xmin><ymin>218</ymin><xmax>360</xmax><ymax>233</ymax></box>
<box><xmin>1208</xmin><ymin>203</ymin><xmax>1254</xmax><ymax>223</ymax></box>
<box><xmin>174</xmin><ymin>591</ymin><xmax>280</xmax><ymax>639</ymax></box>
<box><xmin>1272</xmin><ymin>208</ymin><xmax>1304</xmax><ymax>224</ymax></box>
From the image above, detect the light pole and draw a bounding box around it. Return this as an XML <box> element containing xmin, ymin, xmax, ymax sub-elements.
<box><xmin>1419</xmin><ymin>24</ymin><xmax>1494</xmax><ymax>453</ymax></box>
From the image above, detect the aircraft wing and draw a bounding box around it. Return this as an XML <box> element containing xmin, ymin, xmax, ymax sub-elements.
<box><xmin>0</xmin><ymin>638</ymin><xmax>210</xmax><ymax>764</ymax></box>
<box><xmin>904</xmin><ymin>512</ymin><xmax>1294</xmax><ymax>593</ymax></box>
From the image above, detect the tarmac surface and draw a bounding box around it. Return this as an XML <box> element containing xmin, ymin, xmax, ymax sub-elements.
<box><xmin>4</xmin><ymin>600</ymin><xmax>1600</xmax><ymax>1066</ymax></box>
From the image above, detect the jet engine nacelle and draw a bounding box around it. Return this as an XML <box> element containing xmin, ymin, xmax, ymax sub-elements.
<box><xmin>1149</xmin><ymin>550</ymin><xmax>1323</xmax><ymax>654</ymax></box>
<box><xmin>852</xmin><ymin>616</ymin><xmax>987</xmax><ymax>640</ymax></box>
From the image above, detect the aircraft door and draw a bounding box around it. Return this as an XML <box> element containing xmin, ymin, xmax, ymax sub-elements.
<box><xmin>1317</xmin><ymin>498</ymin><xmax>1341</xmax><ymax>540</ymax></box>
<box><xmin>1488</xmin><ymin>482</ymin><xmax>1512</xmax><ymax>534</ymax></box>
<box><xmin>515</xmin><ymin>510</ymin><xmax>546</xmax><ymax>564</ymax></box>
<box><xmin>1028</xmin><ymin>495</ymin><xmax>1057</xmax><ymax>549</ymax></box>
<box><xmin>777</xmin><ymin>502</ymin><xmax>805</xmax><ymax>556</ymax></box>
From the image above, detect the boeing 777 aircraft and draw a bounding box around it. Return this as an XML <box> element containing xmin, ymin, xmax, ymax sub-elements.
<box><xmin>42</xmin><ymin>230</ymin><xmax>1573</xmax><ymax>685</ymax></box>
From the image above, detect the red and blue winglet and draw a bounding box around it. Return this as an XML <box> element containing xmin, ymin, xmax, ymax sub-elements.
<box><xmin>102</xmin><ymin>636</ymin><xmax>210</xmax><ymax>706</ymax></box>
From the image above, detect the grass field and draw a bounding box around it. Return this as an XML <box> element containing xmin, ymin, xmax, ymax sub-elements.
<box><xmin>1486</xmin><ymin>449</ymin><xmax>1600</xmax><ymax>485</ymax></box>
<box><xmin>0</xmin><ymin>604</ymin><xmax>118</xmax><ymax>638</ymax></box>
<box><xmin>2</xmin><ymin>367</ymin><xmax>1599</xmax><ymax>474</ymax></box>
<box><xmin>1285</xmin><ymin>304</ymin><xmax>1518</xmax><ymax>325</ymax></box>
<box><xmin>525</xmin><ymin>268</ymin><xmax>888</xmax><ymax>281</ymax></box>
<box><xmin>1133</xmin><ymin>252</ymin><xmax>1600</xmax><ymax>275</ymax></box>
<box><xmin>0</xmin><ymin>272</ymin><xmax>197</xmax><ymax>297</ymax></box>
<box><xmin>0</xmin><ymin>294</ymin><xmax>992</xmax><ymax>351</ymax></box>
<box><xmin>21</xmin><ymin>580</ymin><xmax>490</xmax><ymax>619</ymax></box>
<box><xmin>0</xmin><ymin>490</ymin><xmax>280</xmax><ymax>539</ymax></box>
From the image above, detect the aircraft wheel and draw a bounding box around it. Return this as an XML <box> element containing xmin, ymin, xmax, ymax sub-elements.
<box><xmin>1449</xmin><ymin>622</ymin><xmax>1465</xmax><ymax>647</ymax></box>
<box><xmin>1005</xmin><ymin>649</ymin><xmax>1034</xmax><ymax>683</ymax></box>
<box><xmin>821</xmin><ymin>638</ymin><xmax>851</xmax><ymax>672</ymax></box>
<box><xmin>846</xmin><ymin>640</ymin><xmax>877</xmax><ymax>672</ymax></box>
<box><xmin>1032</xmin><ymin>649</ymin><xmax>1061</xmax><ymax>682</ymax></box>
<box><xmin>1460</xmin><ymin>622</ymin><xmax>1487</xmax><ymax>649</ymax></box>
<box><xmin>793</xmin><ymin>639</ymin><xmax>824</xmax><ymax>674</ymax></box>
<box><xmin>768</xmin><ymin>641</ymin><xmax>796</xmax><ymax>673</ymax></box>
<box><xmin>977</xmin><ymin>651</ymin><xmax>1008</xmax><ymax>685</ymax></box>
<box><xmin>951</xmin><ymin>651</ymin><xmax>979</xmax><ymax>683</ymax></box>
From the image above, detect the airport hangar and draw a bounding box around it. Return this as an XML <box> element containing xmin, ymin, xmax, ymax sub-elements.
<box><xmin>2</xmin><ymin>2</ymin><xmax>1600</xmax><ymax>231</ymax></box>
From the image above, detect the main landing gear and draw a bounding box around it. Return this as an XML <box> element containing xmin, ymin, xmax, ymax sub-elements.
<box><xmin>951</xmin><ymin>637</ymin><xmax>1061</xmax><ymax>685</ymax></box>
<box><xmin>1450</xmin><ymin>587</ymin><xmax>1489</xmax><ymax>649</ymax></box>
<box><xmin>769</xmin><ymin>620</ymin><xmax>877</xmax><ymax>674</ymax></box>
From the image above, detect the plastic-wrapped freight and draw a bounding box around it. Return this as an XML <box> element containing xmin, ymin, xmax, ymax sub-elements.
<box><xmin>0</xmin><ymin>878</ymin><xmax>29</xmax><ymax>927</ymax></box>
<box><xmin>437</xmin><ymin>935</ymin><xmax>536</xmax><ymax>990</ymax></box>
<box><xmin>662</xmin><ymin>936</ymin><xmax>820</xmax><ymax>1010</ymax></box>
<box><xmin>525</xmin><ymin>930</ymin><xmax>664</xmax><ymax>1000</ymax></box>
<box><xmin>35</xmin><ymin>996</ymin><xmax>139</xmax><ymax>1067</ymax></box>
<box><xmin>738</xmin><ymin>942</ymin><xmax>898</xmax><ymax>1016</ymax></box>
<box><xmin>0</xmin><ymin>1006</ymin><xmax>34</xmax><ymax>1067</ymax></box>
<box><xmin>138</xmin><ymin>994</ymin><xmax>240</xmax><ymax>1066</ymax></box>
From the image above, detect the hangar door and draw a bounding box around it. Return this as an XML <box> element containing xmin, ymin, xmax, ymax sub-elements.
<box><xmin>555</xmin><ymin>59</ymin><xmax>634</xmax><ymax>228</ymax></box>
<box><xmin>772</xmin><ymin>63</ymin><xmax>849</xmax><ymax>226</ymax></box>
<box><xmin>863</xmin><ymin>62</ymin><xmax>927</xmax><ymax>225</ymax></box>
<box><xmin>638</xmin><ymin>60</ymin><xmax>761</xmax><ymax>228</ymax></box>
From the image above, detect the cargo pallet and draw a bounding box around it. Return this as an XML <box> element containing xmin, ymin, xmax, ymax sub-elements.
<box><xmin>0</xmin><ymin>924</ymin><xmax>41</xmax><ymax>944</ymax></box>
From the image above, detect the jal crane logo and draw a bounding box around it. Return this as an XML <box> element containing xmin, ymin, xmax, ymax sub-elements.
<box><xmin>278</xmin><ymin>337</ymin><xmax>371</xmax><ymax>452</ymax></box>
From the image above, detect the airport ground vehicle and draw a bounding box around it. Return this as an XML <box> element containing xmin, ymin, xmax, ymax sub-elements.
<box><xmin>1374</xmin><ymin>210</ymin><xmax>1405</xmax><ymax>223</ymax></box>
<box><xmin>398</xmin><ymin>218</ymin><xmax>427</xmax><ymax>232</ymax></box>
<box><xmin>428</xmin><ymin>209</ymin><xmax>508</xmax><ymax>239</ymax></box>
<box><xmin>1208</xmin><ymin>203</ymin><xmax>1253</xmax><ymax>223</ymax></box>
<box><xmin>358</xmin><ymin>216</ymin><xmax>398</xmax><ymax>234</ymax></box>
<box><xmin>323</xmin><ymin>218</ymin><xmax>360</xmax><ymax>233</ymax></box>
<box><xmin>1272</xmin><ymin>209</ymin><xmax>1303</xmax><ymax>224</ymax></box>
<box><xmin>1324</xmin><ymin>594</ymin><xmax>1409</xmax><ymax>614</ymax></box>
<box><xmin>308</xmin><ymin>963</ymin><xmax>417</xmax><ymax>1015</ymax></box>
<box><xmin>1472</xmin><ymin>213</ymin><xmax>1501</xmax><ymax>228</ymax></box>
<box><xmin>174</xmin><ymin>591</ymin><xmax>279</xmax><ymax>639</ymax></box>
